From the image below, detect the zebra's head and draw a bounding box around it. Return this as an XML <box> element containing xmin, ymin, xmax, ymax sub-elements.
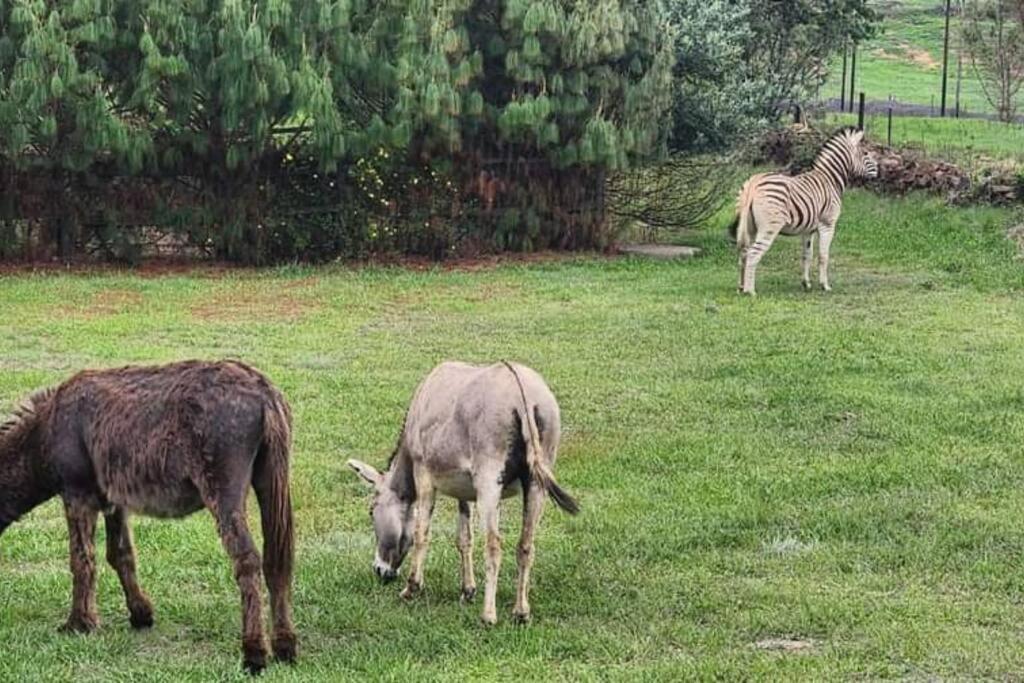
<box><xmin>847</xmin><ymin>129</ymin><xmax>879</xmax><ymax>180</ymax></box>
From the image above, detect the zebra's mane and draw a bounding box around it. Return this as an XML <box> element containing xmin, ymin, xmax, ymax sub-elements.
<box><xmin>810</xmin><ymin>127</ymin><xmax>863</xmax><ymax>183</ymax></box>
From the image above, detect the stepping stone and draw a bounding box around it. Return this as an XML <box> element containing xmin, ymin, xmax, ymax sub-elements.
<box><xmin>618</xmin><ymin>244</ymin><xmax>701</xmax><ymax>259</ymax></box>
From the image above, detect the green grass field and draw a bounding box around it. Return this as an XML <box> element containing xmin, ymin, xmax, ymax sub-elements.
<box><xmin>2</xmin><ymin>192</ymin><xmax>1024</xmax><ymax>680</ymax></box>
<box><xmin>822</xmin><ymin>0</ymin><xmax>999</xmax><ymax>115</ymax></box>
<box><xmin>824</xmin><ymin>112</ymin><xmax>1024</xmax><ymax>162</ymax></box>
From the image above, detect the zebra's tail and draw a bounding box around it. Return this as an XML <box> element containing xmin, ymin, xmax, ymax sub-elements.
<box><xmin>730</xmin><ymin>176</ymin><xmax>759</xmax><ymax>250</ymax></box>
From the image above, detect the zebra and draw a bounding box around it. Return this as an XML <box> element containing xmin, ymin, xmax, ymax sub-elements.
<box><xmin>730</xmin><ymin>127</ymin><xmax>879</xmax><ymax>295</ymax></box>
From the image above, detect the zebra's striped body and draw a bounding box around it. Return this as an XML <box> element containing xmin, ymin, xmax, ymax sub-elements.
<box><xmin>731</xmin><ymin>128</ymin><xmax>878</xmax><ymax>295</ymax></box>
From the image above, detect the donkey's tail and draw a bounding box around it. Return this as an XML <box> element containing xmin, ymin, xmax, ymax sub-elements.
<box><xmin>254</xmin><ymin>391</ymin><xmax>295</xmax><ymax>586</ymax></box>
<box><xmin>502</xmin><ymin>362</ymin><xmax>580</xmax><ymax>515</ymax></box>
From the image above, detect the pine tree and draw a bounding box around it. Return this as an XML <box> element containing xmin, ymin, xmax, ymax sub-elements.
<box><xmin>0</xmin><ymin>0</ymin><xmax>148</xmax><ymax>259</ymax></box>
<box><xmin>353</xmin><ymin>0</ymin><xmax>677</xmax><ymax>249</ymax></box>
<box><xmin>115</xmin><ymin>0</ymin><xmax>354</xmax><ymax>261</ymax></box>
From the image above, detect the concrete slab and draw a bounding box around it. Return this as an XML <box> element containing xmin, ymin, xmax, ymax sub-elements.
<box><xmin>618</xmin><ymin>244</ymin><xmax>702</xmax><ymax>259</ymax></box>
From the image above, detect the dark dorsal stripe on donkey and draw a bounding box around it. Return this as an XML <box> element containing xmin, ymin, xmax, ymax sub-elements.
<box><xmin>348</xmin><ymin>360</ymin><xmax>578</xmax><ymax>626</ymax></box>
<box><xmin>0</xmin><ymin>360</ymin><xmax>296</xmax><ymax>675</ymax></box>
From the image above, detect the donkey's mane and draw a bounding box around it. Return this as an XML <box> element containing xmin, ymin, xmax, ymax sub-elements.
<box><xmin>385</xmin><ymin>408</ymin><xmax>410</xmax><ymax>470</ymax></box>
<box><xmin>0</xmin><ymin>387</ymin><xmax>56</xmax><ymax>444</ymax></box>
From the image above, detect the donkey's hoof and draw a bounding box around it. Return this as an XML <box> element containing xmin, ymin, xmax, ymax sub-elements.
<box><xmin>400</xmin><ymin>580</ymin><xmax>422</xmax><ymax>601</ymax></box>
<box><xmin>480</xmin><ymin>613</ymin><xmax>498</xmax><ymax>627</ymax></box>
<box><xmin>272</xmin><ymin>633</ymin><xmax>298</xmax><ymax>664</ymax></box>
<box><xmin>242</xmin><ymin>640</ymin><xmax>268</xmax><ymax>676</ymax></box>
<box><xmin>512</xmin><ymin>611</ymin><xmax>531</xmax><ymax>625</ymax></box>
<box><xmin>460</xmin><ymin>587</ymin><xmax>477</xmax><ymax>604</ymax></box>
<box><xmin>802</xmin><ymin>280</ymin><xmax>812</xmax><ymax>291</ymax></box>
<box><xmin>129</xmin><ymin>606</ymin><xmax>154</xmax><ymax>630</ymax></box>
<box><xmin>59</xmin><ymin>614</ymin><xmax>98</xmax><ymax>634</ymax></box>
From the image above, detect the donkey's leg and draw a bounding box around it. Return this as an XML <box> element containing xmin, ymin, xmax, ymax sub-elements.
<box><xmin>202</xmin><ymin>488</ymin><xmax>268</xmax><ymax>675</ymax></box>
<box><xmin>61</xmin><ymin>497</ymin><xmax>100</xmax><ymax>633</ymax></box>
<box><xmin>457</xmin><ymin>501</ymin><xmax>476</xmax><ymax>603</ymax></box>
<box><xmin>512</xmin><ymin>480</ymin><xmax>546</xmax><ymax>624</ymax></box>
<box><xmin>478</xmin><ymin>488</ymin><xmax>503</xmax><ymax>625</ymax></box>
<box><xmin>401</xmin><ymin>467</ymin><xmax>436</xmax><ymax>600</ymax></box>
<box><xmin>253</xmin><ymin>461</ymin><xmax>296</xmax><ymax>663</ymax></box>
<box><xmin>801</xmin><ymin>233</ymin><xmax>815</xmax><ymax>290</ymax></box>
<box><xmin>104</xmin><ymin>507</ymin><xmax>154</xmax><ymax>629</ymax></box>
<box><xmin>818</xmin><ymin>220</ymin><xmax>837</xmax><ymax>292</ymax></box>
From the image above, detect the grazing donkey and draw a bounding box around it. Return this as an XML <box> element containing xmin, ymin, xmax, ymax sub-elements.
<box><xmin>0</xmin><ymin>360</ymin><xmax>296</xmax><ymax>674</ymax></box>
<box><xmin>730</xmin><ymin>127</ymin><xmax>879</xmax><ymax>295</ymax></box>
<box><xmin>348</xmin><ymin>361</ymin><xmax>578</xmax><ymax>625</ymax></box>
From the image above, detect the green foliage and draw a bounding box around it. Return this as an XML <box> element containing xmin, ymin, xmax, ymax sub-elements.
<box><xmin>668</xmin><ymin>0</ymin><xmax>877</xmax><ymax>153</ymax></box>
<box><xmin>0</xmin><ymin>0</ymin><xmax>150</xmax><ymax>173</ymax></box>
<box><xmin>961</xmin><ymin>0</ymin><xmax>1024</xmax><ymax>122</ymax></box>
<box><xmin>0</xmin><ymin>0</ymin><xmax>677</xmax><ymax>262</ymax></box>
<box><xmin>363</xmin><ymin>0</ymin><xmax>677</xmax><ymax>249</ymax></box>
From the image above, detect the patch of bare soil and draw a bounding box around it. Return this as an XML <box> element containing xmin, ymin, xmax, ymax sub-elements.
<box><xmin>190</xmin><ymin>278</ymin><xmax>320</xmax><ymax>322</ymax></box>
<box><xmin>1008</xmin><ymin>224</ymin><xmax>1024</xmax><ymax>258</ymax></box>
<box><xmin>754</xmin><ymin>638</ymin><xmax>818</xmax><ymax>653</ymax></box>
<box><xmin>0</xmin><ymin>259</ymin><xmax>238</xmax><ymax>278</ymax></box>
<box><xmin>872</xmin><ymin>43</ymin><xmax>939</xmax><ymax>70</ymax></box>
<box><xmin>58</xmin><ymin>289</ymin><xmax>144</xmax><ymax>319</ymax></box>
<box><xmin>342</xmin><ymin>249</ymin><xmax>613</xmax><ymax>273</ymax></box>
<box><xmin>0</xmin><ymin>251</ymin><xmax>612</xmax><ymax>277</ymax></box>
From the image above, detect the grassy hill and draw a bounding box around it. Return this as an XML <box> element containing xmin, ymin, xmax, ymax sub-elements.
<box><xmin>822</xmin><ymin>0</ymin><xmax>994</xmax><ymax>116</ymax></box>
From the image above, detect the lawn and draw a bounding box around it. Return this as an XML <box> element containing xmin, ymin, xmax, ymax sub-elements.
<box><xmin>1</xmin><ymin>191</ymin><xmax>1024</xmax><ymax>680</ymax></box>
<box><xmin>823</xmin><ymin>112</ymin><xmax>1024</xmax><ymax>162</ymax></box>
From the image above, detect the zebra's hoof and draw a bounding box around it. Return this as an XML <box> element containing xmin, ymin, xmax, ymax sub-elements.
<box><xmin>802</xmin><ymin>280</ymin><xmax>812</xmax><ymax>291</ymax></box>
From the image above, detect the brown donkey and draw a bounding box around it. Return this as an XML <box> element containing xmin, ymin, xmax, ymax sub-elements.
<box><xmin>0</xmin><ymin>360</ymin><xmax>296</xmax><ymax>674</ymax></box>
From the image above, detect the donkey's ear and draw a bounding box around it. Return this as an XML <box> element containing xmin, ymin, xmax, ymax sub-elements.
<box><xmin>347</xmin><ymin>459</ymin><xmax>382</xmax><ymax>487</ymax></box>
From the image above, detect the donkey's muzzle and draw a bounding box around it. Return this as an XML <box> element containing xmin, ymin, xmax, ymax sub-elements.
<box><xmin>374</xmin><ymin>564</ymin><xmax>398</xmax><ymax>583</ymax></box>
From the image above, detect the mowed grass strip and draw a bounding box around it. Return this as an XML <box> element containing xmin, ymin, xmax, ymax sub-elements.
<box><xmin>1</xmin><ymin>191</ymin><xmax>1023</xmax><ymax>680</ymax></box>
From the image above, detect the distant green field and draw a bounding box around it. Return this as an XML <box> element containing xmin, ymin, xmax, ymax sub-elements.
<box><xmin>822</xmin><ymin>0</ymin><xmax>997</xmax><ymax>116</ymax></box>
<box><xmin>824</xmin><ymin>112</ymin><xmax>1024</xmax><ymax>161</ymax></box>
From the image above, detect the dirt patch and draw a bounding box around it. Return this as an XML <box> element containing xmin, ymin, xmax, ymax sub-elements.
<box><xmin>1008</xmin><ymin>224</ymin><xmax>1024</xmax><ymax>257</ymax></box>
<box><xmin>340</xmin><ymin>249</ymin><xmax>613</xmax><ymax>273</ymax></box>
<box><xmin>0</xmin><ymin>259</ymin><xmax>238</xmax><ymax>279</ymax></box>
<box><xmin>906</xmin><ymin>45</ymin><xmax>939</xmax><ymax>70</ymax></box>
<box><xmin>872</xmin><ymin>43</ymin><xmax>939</xmax><ymax>70</ymax></box>
<box><xmin>58</xmin><ymin>289</ymin><xmax>144</xmax><ymax>319</ymax></box>
<box><xmin>754</xmin><ymin>638</ymin><xmax>817</xmax><ymax>653</ymax></box>
<box><xmin>0</xmin><ymin>251</ymin><xmax>611</xmax><ymax>277</ymax></box>
<box><xmin>190</xmin><ymin>278</ymin><xmax>321</xmax><ymax>322</ymax></box>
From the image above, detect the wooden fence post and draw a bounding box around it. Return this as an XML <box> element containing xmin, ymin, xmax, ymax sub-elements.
<box><xmin>887</xmin><ymin>100</ymin><xmax>893</xmax><ymax>146</ymax></box>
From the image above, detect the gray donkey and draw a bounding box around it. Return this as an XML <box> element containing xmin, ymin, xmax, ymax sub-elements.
<box><xmin>348</xmin><ymin>361</ymin><xmax>578</xmax><ymax>625</ymax></box>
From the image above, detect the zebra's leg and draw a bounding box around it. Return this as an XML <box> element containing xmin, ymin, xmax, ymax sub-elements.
<box><xmin>818</xmin><ymin>224</ymin><xmax>836</xmax><ymax>292</ymax></box>
<box><xmin>738</xmin><ymin>248</ymin><xmax>748</xmax><ymax>292</ymax></box>
<box><xmin>741</xmin><ymin>231</ymin><xmax>780</xmax><ymax>296</ymax></box>
<box><xmin>801</xmin><ymin>233</ymin><xmax>815</xmax><ymax>290</ymax></box>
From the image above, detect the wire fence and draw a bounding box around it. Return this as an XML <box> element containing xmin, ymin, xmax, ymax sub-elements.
<box><xmin>799</xmin><ymin>93</ymin><xmax>1024</xmax><ymax>163</ymax></box>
